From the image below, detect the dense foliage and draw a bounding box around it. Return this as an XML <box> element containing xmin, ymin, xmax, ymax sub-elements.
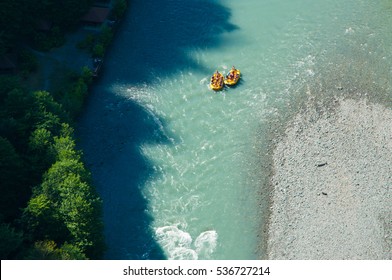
<box><xmin>0</xmin><ymin>72</ymin><xmax>105</xmax><ymax>259</ymax></box>
<box><xmin>0</xmin><ymin>0</ymin><xmax>130</xmax><ymax>260</ymax></box>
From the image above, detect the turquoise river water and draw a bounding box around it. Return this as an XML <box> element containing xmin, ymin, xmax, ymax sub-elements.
<box><xmin>78</xmin><ymin>0</ymin><xmax>392</xmax><ymax>259</ymax></box>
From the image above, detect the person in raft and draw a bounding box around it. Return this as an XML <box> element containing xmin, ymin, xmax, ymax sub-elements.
<box><xmin>212</xmin><ymin>70</ymin><xmax>222</xmax><ymax>85</ymax></box>
<box><xmin>228</xmin><ymin>66</ymin><xmax>237</xmax><ymax>79</ymax></box>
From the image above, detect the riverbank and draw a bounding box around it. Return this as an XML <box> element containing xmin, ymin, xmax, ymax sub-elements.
<box><xmin>0</xmin><ymin>1</ymin><xmax>131</xmax><ymax>260</ymax></box>
<box><xmin>266</xmin><ymin>96</ymin><xmax>392</xmax><ymax>259</ymax></box>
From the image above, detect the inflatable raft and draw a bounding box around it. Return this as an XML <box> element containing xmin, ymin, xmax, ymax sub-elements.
<box><xmin>224</xmin><ymin>68</ymin><xmax>240</xmax><ymax>86</ymax></box>
<box><xmin>210</xmin><ymin>71</ymin><xmax>224</xmax><ymax>90</ymax></box>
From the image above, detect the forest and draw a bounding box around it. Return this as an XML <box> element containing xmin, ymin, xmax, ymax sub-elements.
<box><xmin>0</xmin><ymin>73</ymin><xmax>105</xmax><ymax>259</ymax></box>
<box><xmin>0</xmin><ymin>0</ymin><xmax>117</xmax><ymax>259</ymax></box>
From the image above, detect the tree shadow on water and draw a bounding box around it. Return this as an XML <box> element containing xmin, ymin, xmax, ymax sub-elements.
<box><xmin>77</xmin><ymin>0</ymin><xmax>237</xmax><ymax>259</ymax></box>
<box><xmin>78</xmin><ymin>91</ymin><xmax>171</xmax><ymax>259</ymax></box>
<box><xmin>105</xmin><ymin>0</ymin><xmax>238</xmax><ymax>83</ymax></box>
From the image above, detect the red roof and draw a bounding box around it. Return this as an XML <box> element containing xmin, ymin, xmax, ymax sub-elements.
<box><xmin>81</xmin><ymin>7</ymin><xmax>110</xmax><ymax>23</ymax></box>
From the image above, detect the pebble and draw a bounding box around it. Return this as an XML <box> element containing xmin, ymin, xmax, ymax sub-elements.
<box><xmin>266</xmin><ymin>98</ymin><xmax>392</xmax><ymax>260</ymax></box>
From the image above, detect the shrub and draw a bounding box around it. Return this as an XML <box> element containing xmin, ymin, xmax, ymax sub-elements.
<box><xmin>81</xmin><ymin>66</ymin><xmax>93</xmax><ymax>85</ymax></box>
<box><xmin>92</xmin><ymin>44</ymin><xmax>105</xmax><ymax>58</ymax></box>
<box><xmin>98</xmin><ymin>26</ymin><xmax>113</xmax><ymax>49</ymax></box>
<box><xmin>19</xmin><ymin>50</ymin><xmax>38</xmax><ymax>75</ymax></box>
<box><xmin>112</xmin><ymin>0</ymin><xmax>127</xmax><ymax>20</ymax></box>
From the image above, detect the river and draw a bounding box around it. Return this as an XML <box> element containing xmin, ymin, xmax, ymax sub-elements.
<box><xmin>77</xmin><ymin>0</ymin><xmax>392</xmax><ymax>259</ymax></box>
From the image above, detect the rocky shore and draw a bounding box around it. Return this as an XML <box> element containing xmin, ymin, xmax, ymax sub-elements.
<box><xmin>266</xmin><ymin>97</ymin><xmax>392</xmax><ymax>259</ymax></box>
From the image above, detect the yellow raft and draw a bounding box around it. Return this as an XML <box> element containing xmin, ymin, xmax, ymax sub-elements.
<box><xmin>224</xmin><ymin>69</ymin><xmax>241</xmax><ymax>86</ymax></box>
<box><xmin>210</xmin><ymin>72</ymin><xmax>224</xmax><ymax>91</ymax></box>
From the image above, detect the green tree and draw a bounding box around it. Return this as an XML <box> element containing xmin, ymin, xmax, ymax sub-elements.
<box><xmin>92</xmin><ymin>43</ymin><xmax>105</xmax><ymax>58</ymax></box>
<box><xmin>98</xmin><ymin>26</ymin><xmax>113</xmax><ymax>50</ymax></box>
<box><xmin>0</xmin><ymin>223</ymin><xmax>23</xmax><ymax>259</ymax></box>
<box><xmin>58</xmin><ymin>242</ymin><xmax>87</xmax><ymax>260</ymax></box>
<box><xmin>62</xmin><ymin>77</ymin><xmax>89</xmax><ymax>117</ymax></box>
<box><xmin>28</xmin><ymin>128</ymin><xmax>53</xmax><ymax>154</ymax></box>
<box><xmin>1</xmin><ymin>88</ymin><xmax>35</xmax><ymax>149</ymax></box>
<box><xmin>26</xmin><ymin>240</ymin><xmax>61</xmax><ymax>260</ymax></box>
<box><xmin>24</xmin><ymin>149</ymin><xmax>104</xmax><ymax>258</ymax></box>
<box><xmin>19</xmin><ymin>50</ymin><xmax>38</xmax><ymax>77</ymax></box>
<box><xmin>25</xmin><ymin>240</ymin><xmax>87</xmax><ymax>260</ymax></box>
<box><xmin>0</xmin><ymin>76</ymin><xmax>21</xmax><ymax>102</ymax></box>
<box><xmin>31</xmin><ymin>91</ymin><xmax>65</xmax><ymax>123</ymax></box>
<box><xmin>4</xmin><ymin>88</ymin><xmax>33</xmax><ymax>120</ymax></box>
<box><xmin>27</xmin><ymin>128</ymin><xmax>55</xmax><ymax>174</ymax></box>
<box><xmin>23</xmin><ymin>193</ymin><xmax>69</xmax><ymax>242</ymax></box>
<box><xmin>81</xmin><ymin>66</ymin><xmax>93</xmax><ymax>85</ymax></box>
<box><xmin>0</xmin><ymin>137</ymin><xmax>27</xmax><ymax>221</ymax></box>
<box><xmin>112</xmin><ymin>0</ymin><xmax>127</xmax><ymax>20</ymax></box>
<box><xmin>58</xmin><ymin>174</ymin><xmax>104</xmax><ymax>257</ymax></box>
<box><xmin>53</xmin><ymin>135</ymin><xmax>82</xmax><ymax>162</ymax></box>
<box><xmin>24</xmin><ymin>91</ymin><xmax>65</xmax><ymax>143</ymax></box>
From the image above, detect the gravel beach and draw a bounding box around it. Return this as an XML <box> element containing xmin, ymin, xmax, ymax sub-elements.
<box><xmin>267</xmin><ymin>98</ymin><xmax>392</xmax><ymax>259</ymax></box>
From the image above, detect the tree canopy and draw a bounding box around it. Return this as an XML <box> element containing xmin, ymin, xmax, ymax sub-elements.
<box><xmin>0</xmin><ymin>68</ymin><xmax>103</xmax><ymax>259</ymax></box>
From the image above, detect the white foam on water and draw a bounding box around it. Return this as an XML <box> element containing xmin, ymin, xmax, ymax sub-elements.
<box><xmin>155</xmin><ymin>226</ymin><xmax>192</xmax><ymax>250</ymax></box>
<box><xmin>345</xmin><ymin>27</ymin><xmax>354</xmax><ymax>34</ymax></box>
<box><xmin>170</xmin><ymin>247</ymin><xmax>198</xmax><ymax>260</ymax></box>
<box><xmin>194</xmin><ymin>230</ymin><xmax>218</xmax><ymax>259</ymax></box>
<box><xmin>155</xmin><ymin>225</ymin><xmax>218</xmax><ymax>260</ymax></box>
